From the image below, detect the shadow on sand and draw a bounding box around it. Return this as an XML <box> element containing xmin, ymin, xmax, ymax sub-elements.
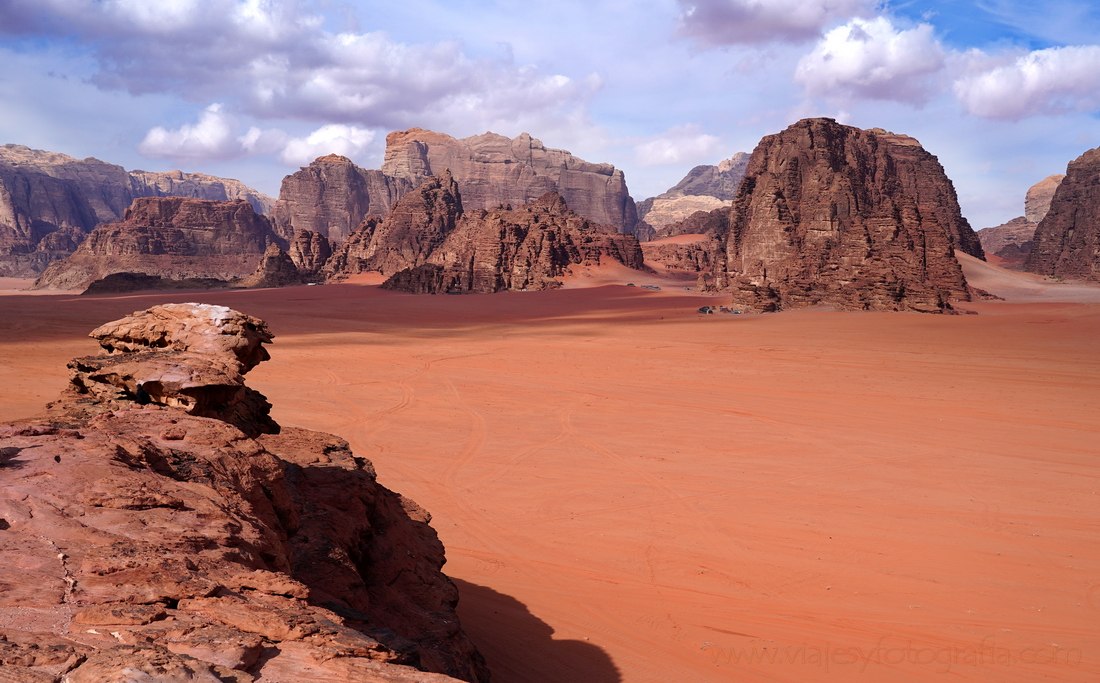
<box><xmin>454</xmin><ymin>578</ymin><xmax>622</xmax><ymax>683</ymax></box>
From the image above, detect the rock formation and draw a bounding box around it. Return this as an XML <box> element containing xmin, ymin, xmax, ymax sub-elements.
<box><xmin>325</xmin><ymin>174</ymin><xmax>463</xmax><ymax>278</ymax></box>
<box><xmin>383</xmin><ymin>129</ymin><xmax>639</xmax><ymax>233</ymax></box>
<box><xmin>34</xmin><ymin>198</ymin><xmax>279</xmax><ymax>291</ymax></box>
<box><xmin>712</xmin><ymin>118</ymin><xmax>978</xmax><ymax>312</ymax></box>
<box><xmin>0</xmin><ymin>303</ymin><xmax>488</xmax><ymax>682</ymax></box>
<box><xmin>382</xmin><ymin>191</ymin><xmax>644</xmax><ymax>294</ymax></box>
<box><xmin>287</xmin><ymin>228</ymin><xmax>332</xmax><ymax>280</ymax></box>
<box><xmin>271</xmin><ymin>154</ymin><xmax>412</xmax><ymax>244</ymax></box>
<box><xmin>241</xmin><ymin>243</ymin><xmax>305</xmax><ymax>289</ymax></box>
<box><xmin>0</xmin><ymin>144</ymin><xmax>273</xmax><ymax>276</ymax></box>
<box><xmin>977</xmin><ymin>175</ymin><xmax>1065</xmax><ymax>270</ymax></box>
<box><xmin>1026</xmin><ymin>147</ymin><xmax>1100</xmax><ymax>280</ymax></box>
<box><xmin>636</xmin><ymin>152</ymin><xmax>749</xmax><ymax>237</ymax></box>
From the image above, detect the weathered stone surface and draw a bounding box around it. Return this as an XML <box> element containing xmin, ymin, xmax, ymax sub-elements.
<box><xmin>713</xmin><ymin>118</ymin><xmax>977</xmax><ymax>312</ymax></box>
<box><xmin>383</xmin><ymin>129</ymin><xmax>639</xmax><ymax>233</ymax></box>
<box><xmin>242</xmin><ymin>243</ymin><xmax>304</xmax><ymax>289</ymax></box>
<box><xmin>0</xmin><ymin>304</ymin><xmax>488</xmax><ymax>682</ymax></box>
<box><xmin>34</xmin><ymin>197</ymin><xmax>279</xmax><ymax>290</ymax></box>
<box><xmin>0</xmin><ymin>144</ymin><xmax>272</xmax><ymax>276</ymax></box>
<box><xmin>641</xmin><ymin>234</ymin><xmax>719</xmax><ymax>279</ymax></box>
<box><xmin>287</xmin><ymin>228</ymin><xmax>332</xmax><ymax>279</ymax></box>
<box><xmin>977</xmin><ymin>216</ymin><xmax>1037</xmax><ymax>270</ymax></box>
<box><xmin>81</xmin><ymin>272</ymin><xmax>232</xmax><ymax>295</ymax></box>
<box><xmin>382</xmin><ymin>191</ymin><xmax>644</xmax><ymax>294</ymax></box>
<box><xmin>325</xmin><ymin>173</ymin><xmax>463</xmax><ymax>278</ymax></box>
<box><xmin>1024</xmin><ymin>174</ymin><xmax>1065</xmax><ymax>224</ymax></box>
<box><xmin>272</xmin><ymin>154</ymin><xmax>412</xmax><ymax>244</ymax></box>
<box><xmin>1026</xmin><ymin>147</ymin><xmax>1100</xmax><ymax>280</ymax></box>
<box><xmin>636</xmin><ymin>152</ymin><xmax>749</xmax><ymax>235</ymax></box>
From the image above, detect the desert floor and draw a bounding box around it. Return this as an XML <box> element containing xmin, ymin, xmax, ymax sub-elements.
<box><xmin>1</xmin><ymin>256</ymin><xmax>1098</xmax><ymax>682</ymax></box>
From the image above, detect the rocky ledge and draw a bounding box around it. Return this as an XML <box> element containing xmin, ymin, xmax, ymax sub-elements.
<box><xmin>0</xmin><ymin>303</ymin><xmax>488</xmax><ymax>682</ymax></box>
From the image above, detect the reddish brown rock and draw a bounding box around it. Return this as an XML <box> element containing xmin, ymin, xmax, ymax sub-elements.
<box><xmin>977</xmin><ymin>216</ymin><xmax>1037</xmax><ymax>270</ymax></box>
<box><xmin>713</xmin><ymin>118</ymin><xmax>977</xmax><ymax>312</ymax></box>
<box><xmin>382</xmin><ymin>191</ymin><xmax>644</xmax><ymax>294</ymax></box>
<box><xmin>287</xmin><ymin>228</ymin><xmax>332</xmax><ymax>279</ymax></box>
<box><xmin>1024</xmin><ymin>174</ymin><xmax>1065</xmax><ymax>224</ymax></box>
<box><xmin>641</xmin><ymin>234</ymin><xmax>719</xmax><ymax>279</ymax></box>
<box><xmin>383</xmin><ymin>129</ymin><xmax>639</xmax><ymax>233</ymax></box>
<box><xmin>272</xmin><ymin>154</ymin><xmax>411</xmax><ymax>243</ymax></box>
<box><xmin>325</xmin><ymin>173</ymin><xmax>463</xmax><ymax>278</ymax></box>
<box><xmin>0</xmin><ymin>303</ymin><xmax>488</xmax><ymax>682</ymax></box>
<box><xmin>241</xmin><ymin>243</ymin><xmax>304</xmax><ymax>289</ymax></box>
<box><xmin>0</xmin><ymin>144</ymin><xmax>272</xmax><ymax>276</ymax></box>
<box><xmin>33</xmin><ymin>197</ymin><xmax>278</xmax><ymax>290</ymax></box>
<box><xmin>1026</xmin><ymin>147</ymin><xmax>1100</xmax><ymax>280</ymax></box>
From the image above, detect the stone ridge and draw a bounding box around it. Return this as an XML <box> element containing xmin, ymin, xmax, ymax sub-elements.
<box><xmin>0</xmin><ymin>144</ymin><xmax>273</xmax><ymax>276</ymax></box>
<box><xmin>713</xmin><ymin>118</ymin><xmax>976</xmax><ymax>313</ymax></box>
<box><xmin>34</xmin><ymin>197</ymin><xmax>279</xmax><ymax>291</ymax></box>
<box><xmin>635</xmin><ymin>152</ymin><xmax>750</xmax><ymax>237</ymax></box>
<box><xmin>1026</xmin><ymin>147</ymin><xmax>1100</xmax><ymax>280</ymax></box>
<box><xmin>0</xmin><ymin>303</ymin><xmax>488</xmax><ymax>682</ymax></box>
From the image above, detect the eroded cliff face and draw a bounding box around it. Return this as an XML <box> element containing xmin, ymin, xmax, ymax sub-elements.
<box><xmin>34</xmin><ymin>198</ymin><xmax>279</xmax><ymax>291</ymax></box>
<box><xmin>636</xmin><ymin>152</ymin><xmax>749</xmax><ymax>236</ymax></box>
<box><xmin>976</xmin><ymin>175</ymin><xmax>1065</xmax><ymax>270</ymax></box>
<box><xmin>382</xmin><ymin>129</ymin><xmax>639</xmax><ymax>233</ymax></box>
<box><xmin>0</xmin><ymin>303</ymin><xmax>488</xmax><ymax>683</ymax></box>
<box><xmin>271</xmin><ymin>154</ymin><xmax>412</xmax><ymax>244</ymax></box>
<box><xmin>714</xmin><ymin>118</ymin><xmax>976</xmax><ymax>313</ymax></box>
<box><xmin>1026</xmin><ymin>148</ymin><xmax>1100</xmax><ymax>280</ymax></box>
<box><xmin>383</xmin><ymin>192</ymin><xmax>644</xmax><ymax>294</ymax></box>
<box><xmin>0</xmin><ymin>145</ymin><xmax>273</xmax><ymax>276</ymax></box>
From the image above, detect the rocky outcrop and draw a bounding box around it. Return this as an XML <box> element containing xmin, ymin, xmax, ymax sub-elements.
<box><xmin>0</xmin><ymin>144</ymin><xmax>272</xmax><ymax>276</ymax></box>
<box><xmin>712</xmin><ymin>118</ymin><xmax>977</xmax><ymax>312</ymax></box>
<box><xmin>34</xmin><ymin>198</ymin><xmax>278</xmax><ymax>290</ymax></box>
<box><xmin>382</xmin><ymin>191</ymin><xmax>643</xmax><ymax>294</ymax></box>
<box><xmin>641</xmin><ymin>234</ymin><xmax>719</xmax><ymax>279</ymax></box>
<box><xmin>383</xmin><ymin>129</ymin><xmax>639</xmax><ymax>233</ymax></box>
<box><xmin>0</xmin><ymin>303</ymin><xmax>488</xmax><ymax>682</ymax></box>
<box><xmin>271</xmin><ymin>154</ymin><xmax>411</xmax><ymax>244</ymax></box>
<box><xmin>636</xmin><ymin>152</ymin><xmax>749</xmax><ymax>235</ymax></box>
<box><xmin>1025</xmin><ymin>174</ymin><xmax>1065</xmax><ymax>224</ymax></box>
<box><xmin>241</xmin><ymin>243</ymin><xmax>304</xmax><ymax>289</ymax></box>
<box><xmin>1026</xmin><ymin>147</ymin><xmax>1100</xmax><ymax>280</ymax></box>
<box><xmin>287</xmin><ymin>228</ymin><xmax>332</xmax><ymax>279</ymax></box>
<box><xmin>325</xmin><ymin>174</ymin><xmax>463</xmax><ymax>278</ymax></box>
<box><xmin>82</xmin><ymin>272</ymin><xmax>232</xmax><ymax>295</ymax></box>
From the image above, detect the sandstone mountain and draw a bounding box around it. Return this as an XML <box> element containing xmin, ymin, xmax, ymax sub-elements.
<box><xmin>383</xmin><ymin>129</ymin><xmax>639</xmax><ymax>233</ymax></box>
<box><xmin>0</xmin><ymin>303</ymin><xmax>488</xmax><ymax>682</ymax></box>
<box><xmin>382</xmin><ymin>191</ymin><xmax>644</xmax><ymax>294</ymax></box>
<box><xmin>271</xmin><ymin>154</ymin><xmax>412</xmax><ymax>243</ymax></box>
<box><xmin>711</xmin><ymin>118</ymin><xmax>979</xmax><ymax>312</ymax></box>
<box><xmin>0</xmin><ymin>144</ymin><xmax>273</xmax><ymax>276</ymax></box>
<box><xmin>287</xmin><ymin>228</ymin><xmax>332</xmax><ymax>279</ymax></box>
<box><xmin>636</xmin><ymin>152</ymin><xmax>749</xmax><ymax>237</ymax></box>
<box><xmin>977</xmin><ymin>174</ymin><xmax>1064</xmax><ymax>269</ymax></box>
<box><xmin>35</xmin><ymin>197</ymin><xmax>278</xmax><ymax>290</ymax></box>
<box><xmin>1026</xmin><ymin>147</ymin><xmax>1100</xmax><ymax>280</ymax></box>
<box><xmin>241</xmin><ymin>243</ymin><xmax>305</xmax><ymax>289</ymax></box>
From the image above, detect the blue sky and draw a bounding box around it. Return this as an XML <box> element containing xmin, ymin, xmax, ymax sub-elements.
<box><xmin>2</xmin><ymin>1</ymin><xmax>1099</xmax><ymax>229</ymax></box>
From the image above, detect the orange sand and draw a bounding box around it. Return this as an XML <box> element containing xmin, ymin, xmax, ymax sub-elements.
<box><xmin>0</xmin><ymin>268</ymin><xmax>1097</xmax><ymax>682</ymax></box>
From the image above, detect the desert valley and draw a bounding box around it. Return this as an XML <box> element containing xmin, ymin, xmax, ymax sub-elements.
<box><xmin>0</xmin><ymin>106</ymin><xmax>1098</xmax><ymax>683</ymax></box>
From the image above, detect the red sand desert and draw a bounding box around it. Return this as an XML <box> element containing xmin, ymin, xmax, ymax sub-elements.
<box><xmin>0</xmin><ymin>255</ymin><xmax>1097</xmax><ymax>682</ymax></box>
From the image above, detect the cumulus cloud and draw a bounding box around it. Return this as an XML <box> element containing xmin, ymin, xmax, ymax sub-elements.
<box><xmin>635</xmin><ymin>125</ymin><xmax>723</xmax><ymax>166</ymax></box>
<box><xmin>138</xmin><ymin>103</ymin><xmax>238</xmax><ymax>160</ymax></box>
<box><xmin>794</xmin><ymin>17</ymin><xmax>946</xmax><ymax>104</ymax></box>
<box><xmin>953</xmin><ymin>45</ymin><xmax>1100</xmax><ymax>119</ymax></box>
<box><xmin>678</xmin><ymin>0</ymin><xmax>874</xmax><ymax>45</ymax></box>
<box><xmin>279</xmin><ymin>125</ymin><xmax>376</xmax><ymax>166</ymax></box>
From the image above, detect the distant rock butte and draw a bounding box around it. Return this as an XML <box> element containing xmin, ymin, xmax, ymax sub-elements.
<box><xmin>383</xmin><ymin>129</ymin><xmax>639</xmax><ymax>233</ymax></box>
<box><xmin>976</xmin><ymin>175</ymin><xmax>1064</xmax><ymax>270</ymax></box>
<box><xmin>241</xmin><ymin>243</ymin><xmax>305</xmax><ymax>289</ymax></box>
<box><xmin>0</xmin><ymin>144</ymin><xmax>273</xmax><ymax>276</ymax></box>
<box><xmin>0</xmin><ymin>303</ymin><xmax>488</xmax><ymax>682</ymax></box>
<box><xmin>711</xmin><ymin>118</ymin><xmax>978</xmax><ymax>312</ymax></box>
<box><xmin>382</xmin><ymin>191</ymin><xmax>644</xmax><ymax>294</ymax></box>
<box><xmin>287</xmin><ymin>228</ymin><xmax>332</xmax><ymax>279</ymax></box>
<box><xmin>636</xmin><ymin>152</ymin><xmax>749</xmax><ymax>234</ymax></box>
<box><xmin>1027</xmin><ymin>147</ymin><xmax>1100</xmax><ymax>280</ymax></box>
<box><xmin>1024</xmin><ymin>174</ymin><xmax>1065</xmax><ymax>224</ymax></box>
<box><xmin>34</xmin><ymin>197</ymin><xmax>278</xmax><ymax>291</ymax></box>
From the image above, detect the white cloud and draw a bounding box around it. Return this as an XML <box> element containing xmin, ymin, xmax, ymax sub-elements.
<box><xmin>279</xmin><ymin>124</ymin><xmax>376</xmax><ymax>166</ymax></box>
<box><xmin>953</xmin><ymin>45</ymin><xmax>1100</xmax><ymax>119</ymax></box>
<box><xmin>138</xmin><ymin>103</ymin><xmax>238</xmax><ymax>160</ymax></box>
<box><xmin>678</xmin><ymin>0</ymin><xmax>874</xmax><ymax>45</ymax></box>
<box><xmin>239</xmin><ymin>126</ymin><xmax>288</xmax><ymax>155</ymax></box>
<box><xmin>635</xmin><ymin>125</ymin><xmax>723</xmax><ymax>166</ymax></box>
<box><xmin>795</xmin><ymin>17</ymin><xmax>945</xmax><ymax>104</ymax></box>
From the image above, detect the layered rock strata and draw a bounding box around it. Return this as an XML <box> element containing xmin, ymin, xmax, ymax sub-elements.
<box><xmin>1026</xmin><ymin>147</ymin><xmax>1100</xmax><ymax>280</ymax></box>
<box><xmin>636</xmin><ymin>152</ymin><xmax>749</xmax><ymax>237</ymax></box>
<box><xmin>0</xmin><ymin>303</ymin><xmax>488</xmax><ymax>682</ymax></box>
